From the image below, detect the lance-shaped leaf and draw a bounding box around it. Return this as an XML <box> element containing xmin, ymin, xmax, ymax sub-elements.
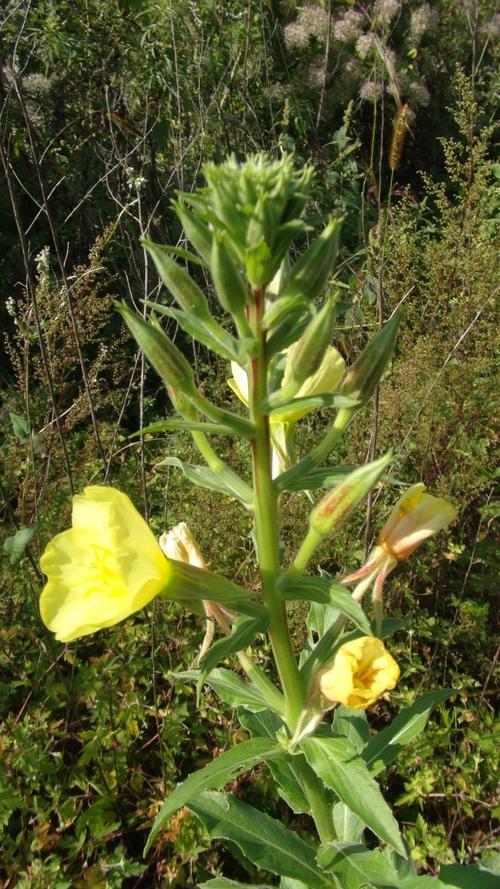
<box><xmin>174</xmin><ymin>668</ymin><xmax>269</xmax><ymax>712</ymax></box>
<box><xmin>200</xmin><ymin>880</ymin><xmax>275</xmax><ymax>889</ymax></box>
<box><xmin>159</xmin><ymin>456</ymin><xmax>252</xmax><ymax>508</ymax></box>
<box><xmin>280</xmin><ymin>580</ymin><xmax>372</xmax><ymax>636</ymax></box>
<box><xmin>266</xmin><ymin>393</ymin><xmax>358</xmax><ymax>417</ymax></box>
<box><xmin>199</xmin><ymin>616</ymin><xmax>269</xmax><ymax>677</ymax></box>
<box><xmin>362</xmin><ymin>689</ymin><xmax>456</xmax><ymax>776</ymax></box>
<box><xmin>438</xmin><ymin>863</ymin><xmax>500</xmax><ymax>888</ymax></box>
<box><xmin>144</xmin><ymin>738</ymin><xmax>282</xmax><ymax>853</ymax></box>
<box><xmin>239</xmin><ymin>709</ymin><xmax>311</xmax><ymax>814</ymax></box>
<box><xmin>333</xmin><ymin>705</ymin><xmax>370</xmax><ymax>754</ymax></box>
<box><xmin>318</xmin><ymin>842</ymin><xmax>399</xmax><ymax>888</ymax></box>
<box><xmin>133</xmin><ymin>419</ymin><xmax>242</xmax><ymax>437</ymax></box>
<box><xmin>332</xmin><ymin>802</ymin><xmax>365</xmax><ymax>844</ymax></box>
<box><xmin>300</xmin><ymin>736</ymin><xmax>406</xmax><ymax>856</ymax></box>
<box><xmin>187</xmin><ymin>791</ymin><xmax>333</xmax><ymax>886</ymax></box>
<box><xmin>276</xmin><ymin>465</ymin><xmax>353</xmax><ymax>493</ymax></box>
<box><xmin>144</xmin><ymin>301</ymin><xmax>239</xmax><ymax>362</ymax></box>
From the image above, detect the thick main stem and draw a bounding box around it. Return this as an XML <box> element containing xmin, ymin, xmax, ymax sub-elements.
<box><xmin>249</xmin><ymin>290</ymin><xmax>305</xmax><ymax>729</ymax></box>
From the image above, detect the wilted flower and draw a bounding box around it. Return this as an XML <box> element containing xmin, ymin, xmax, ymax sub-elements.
<box><xmin>334</xmin><ymin>9</ymin><xmax>364</xmax><ymax>43</ymax></box>
<box><xmin>319</xmin><ymin>636</ymin><xmax>400</xmax><ymax>709</ymax></box>
<box><xmin>284</xmin><ymin>4</ymin><xmax>330</xmax><ymax>49</ymax></box>
<box><xmin>160</xmin><ymin>522</ymin><xmax>233</xmax><ymax>660</ymax></box>
<box><xmin>356</xmin><ymin>31</ymin><xmax>377</xmax><ymax>59</ymax></box>
<box><xmin>342</xmin><ymin>483</ymin><xmax>457</xmax><ymax>607</ymax></box>
<box><xmin>40</xmin><ymin>487</ymin><xmax>171</xmax><ymax>642</ymax></box>
<box><xmin>373</xmin><ymin>0</ymin><xmax>401</xmax><ymax>26</ymax></box>
<box><xmin>410</xmin><ymin>4</ymin><xmax>437</xmax><ymax>41</ymax></box>
<box><xmin>360</xmin><ymin>79</ymin><xmax>383</xmax><ymax>103</ymax></box>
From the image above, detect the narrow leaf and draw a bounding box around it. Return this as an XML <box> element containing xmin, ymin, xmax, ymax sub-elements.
<box><xmin>239</xmin><ymin>710</ymin><xmax>311</xmax><ymax>814</ymax></box>
<box><xmin>145</xmin><ymin>738</ymin><xmax>281</xmax><ymax>853</ymax></box>
<box><xmin>173</xmin><ymin>668</ymin><xmax>269</xmax><ymax>712</ymax></box>
<box><xmin>187</xmin><ymin>791</ymin><xmax>332</xmax><ymax>886</ymax></box>
<box><xmin>147</xmin><ymin>242</ymin><xmax>209</xmax><ymax>268</ymax></box>
<box><xmin>266</xmin><ymin>393</ymin><xmax>359</xmax><ymax>416</ymax></box>
<box><xmin>200</xmin><ymin>617</ymin><xmax>269</xmax><ymax>676</ymax></box>
<box><xmin>200</xmin><ymin>880</ymin><xmax>274</xmax><ymax>889</ymax></box>
<box><xmin>279</xmin><ymin>466</ymin><xmax>353</xmax><ymax>492</ymax></box>
<box><xmin>332</xmin><ymin>802</ymin><xmax>365</xmax><ymax>844</ymax></box>
<box><xmin>132</xmin><ymin>419</ymin><xmax>241</xmax><ymax>437</ymax></box>
<box><xmin>438</xmin><ymin>863</ymin><xmax>500</xmax><ymax>889</ymax></box>
<box><xmin>144</xmin><ymin>300</ymin><xmax>238</xmax><ymax>361</ymax></box>
<box><xmin>159</xmin><ymin>456</ymin><xmax>252</xmax><ymax>508</ymax></box>
<box><xmin>362</xmin><ymin>690</ymin><xmax>455</xmax><ymax>776</ymax></box>
<box><xmin>318</xmin><ymin>842</ymin><xmax>398</xmax><ymax>888</ymax></box>
<box><xmin>281</xmin><ymin>580</ymin><xmax>371</xmax><ymax>636</ymax></box>
<box><xmin>301</xmin><ymin>736</ymin><xmax>405</xmax><ymax>855</ymax></box>
<box><xmin>333</xmin><ymin>706</ymin><xmax>370</xmax><ymax>754</ymax></box>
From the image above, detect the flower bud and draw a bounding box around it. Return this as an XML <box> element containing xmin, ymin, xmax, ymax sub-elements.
<box><xmin>341</xmin><ymin>311</ymin><xmax>401</xmax><ymax>405</ymax></box>
<box><xmin>117</xmin><ymin>303</ymin><xmax>196</xmax><ymax>395</ymax></box>
<box><xmin>167</xmin><ymin>385</ymin><xmax>198</xmax><ymax>420</ymax></box>
<box><xmin>287</xmin><ymin>296</ymin><xmax>337</xmax><ymax>386</ymax></box>
<box><xmin>211</xmin><ymin>233</ymin><xmax>250</xmax><ymax>316</ymax></box>
<box><xmin>310</xmin><ymin>453</ymin><xmax>391</xmax><ymax>540</ymax></box>
<box><xmin>284</xmin><ymin>216</ymin><xmax>343</xmax><ymax>302</ymax></box>
<box><xmin>143</xmin><ymin>240</ymin><xmax>211</xmax><ymax>318</ymax></box>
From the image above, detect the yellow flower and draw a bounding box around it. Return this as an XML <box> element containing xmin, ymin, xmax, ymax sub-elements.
<box><xmin>40</xmin><ymin>486</ymin><xmax>171</xmax><ymax>642</ymax></box>
<box><xmin>342</xmin><ymin>483</ymin><xmax>457</xmax><ymax>606</ymax></box>
<box><xmin>319</xmin><ymin>636</ymin><xmax>400</xmax><ymax>710</ymax></box>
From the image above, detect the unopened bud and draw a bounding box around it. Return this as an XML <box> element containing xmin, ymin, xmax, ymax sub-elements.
<box><xmin>310</xmin><ymin>453</ymin><xmax>391</xmax><ymax>539</ymax></box>
<box><xmin>288</xmin><ymin>296</ymin><xmax>337</xmax><ymax>385</ymax></box>
<box><xmin>167</xmin><ymin>385</ymin><xmax>198</xmax><ymax>420</ymax></box>
<box><xmin>284</xmin><ymin>216</ymin><xmax>343</xmax><ymax>302</ymax></box>
<box><xmin>341</xmin><ymin>312</ymin><xmax>401</xmax><ymax>405</ymax></box>
<box><xmin>143</xmin><ymin>240</ymin><xmax>210</xmax><ymax>317</ymax></box>
<box><xmin>211</xmin><ymin>233</ymin><xmax>249</xmax><ymax>315</ymax></box>
<box><xmin>117</xmin><ymin>303</ymin><xmax>196</xmax><ymax>394</ymax></box>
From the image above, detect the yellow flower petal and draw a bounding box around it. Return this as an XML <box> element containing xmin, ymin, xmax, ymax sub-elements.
<box><xmin>319</xmin><ymin>636</ymin><xmax>400</xmax><ymax>710</ymax></box>
<box><xmin>40</xmin><ymin>487</ymin><xmax>171</xmax><ymax>642</ymax></box>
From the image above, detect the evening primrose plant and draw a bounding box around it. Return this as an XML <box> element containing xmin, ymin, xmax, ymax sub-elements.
<box><xmin>39</xmin><ymin>155</ymin><xmax>465</xmax><ymax>888</ymax></box>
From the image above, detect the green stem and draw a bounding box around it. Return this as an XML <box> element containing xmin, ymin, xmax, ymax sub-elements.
<box><xmin>249</xmin><ymin>290</ymin><xmax>305</xmax><ymax>729</ymax></box>
<box><xmin>296</xmin><ymin>757</ymin><xmax>336</xmax><ymax>845</ymax></box>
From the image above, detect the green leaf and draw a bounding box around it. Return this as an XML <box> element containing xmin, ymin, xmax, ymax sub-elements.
<box><xmin>173</xmin><ymin>668</ymin><xmax>269</xmax><ymax>712</ymax></box>
<box><xmin>144</xmin><ymin>301</ymin><xmax>238</xmax><ymax>361</ymax></box>
<box><xmin>438</xmin><ymin>863</ymin><xmax>500</xmax><ymax>889</ymax></box>
<box><xmin>333</xmin><ymin>706</ymin><xmax>370</xmax><ymax>754</ymax></box>
<box><xmin>144</xmin><ymin>738</ymin><xmax>282</xmax><ymax>853</ymax></box>
<box><xmin>3</xmin><ymin>527</ymin><xmax>36</xmax><ymax>566</ymax></box>
<box><xmin>318</xmin><ymin>842</ymin><xmax>399</xmax><ymax>888</ymax></box>
<box><xmin>9</xmin><ymin>412</ymin><xmax>29</xmax><ymax>438</ymax></box>
<box><xmin>239</xmin><ymin>710</ymin><xmax>311</xmax><ymax>814</ymax></box>
<box><xmin>362</xmin><ymin>690</ymin><xmax>456</xmax><ymax>776</ymax></box>
<box><xmin>147</xmin><ymin>242</ymin><xmax>209</xmax><ymax>268</ymax></box>
<box><xmin>332</xmin><ymin>803</ymin><xmax>365</xmax><ymax>844</ymax></box>
<box><xmin>277</xmin><ymin>465</ymin><xmax>354</xmax><ymax>492</ymax></box>
<box><xmin>280</xmin><ymin>880</ymin><xmax>314</xmax><ymax>889</ymax></box>
<box><xmin>200</xmin><ymin>880</ymin><xmax>275</xmax><ymax>889</ymax></box>
<box><xmin>132</xmin><ymin>419</ymin><xmax>241</xmax><ymax>437</ymax></box>
<box><xmin>159</xmin><ymin>456</ymin><xmax>252</xmax><ymax>508</ymax></box>
<box><xmin>281</xmin><ymin>580</ymin><xmax>371</xmax><ymax>636</ymax></box>
<box><xmin>187</xmin><ymin>791</ymin><xmax>333</xmax><ymax>886</ymax></box>
<box><xmin>301</xmin><ymin>736</ymin><xmax>405</xmax><ymax>855</ymax></box>
<box><xmin>200</xmin><ymin>616</ymin><xmax>269</xmax><ymax>677</ymax></box>
<box><xmin>266</xmin><ymin>393</ymin><xmax>359</xmax><ymax>416</ymax></box>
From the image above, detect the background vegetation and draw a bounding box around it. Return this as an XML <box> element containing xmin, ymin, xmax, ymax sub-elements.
<box><xmin>1</xmin><ymin>0</ymin><xmax>498</xmax><ymax>886</ymax></box>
